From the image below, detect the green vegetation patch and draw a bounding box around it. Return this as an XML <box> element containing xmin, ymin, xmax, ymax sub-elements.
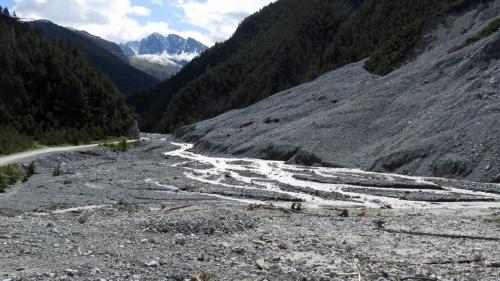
<box><xmin>52</xmin><ymin>165</ymin><xmax>63</xmax><ymax>177</ymax></box>
<box><xmin>448</xmin><ymin>17</ymin><xmax>500</xmax><ymax>53</ymax></box>
<box><xmin>263</xmin><ymin>117</ymin><xmax>281</xmax><ymax>124</ymax></box>
<box><xmin>0</xmin><ymin>126</ymin><xmax>38</xmax><ymax>155</ymax></box>
<box><xmin>0</xmin><ymin>11</ymin><xmax>135</xmax><ymax>152</ymax></box>
<box><xmin>102</xmin><ymin>139</ymin><xmax>141</xmax><ymax>152</ymax></box>
<box><xmin>365</xmin><ymin>0</ymin><xmax>492</xmax><ymax>75</ymax></box>
<box><xmin>0</xmin><ymin>164</ymin><xmax>27</xmax><ymax>192</ymax></box>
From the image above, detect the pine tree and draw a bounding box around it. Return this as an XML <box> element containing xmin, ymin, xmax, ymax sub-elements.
<box><xmin>2</xmin><ymin>7</ymin><xmax>9</xmax><ymax>17</ymax></box>
<box><xmin>0</xmin><ymin>14</ymin><xmax>135</xmax><ymax>154</ymax></box>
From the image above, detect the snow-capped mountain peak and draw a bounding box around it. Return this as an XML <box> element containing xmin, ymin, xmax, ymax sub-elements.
<box><xmin>120</xmin><ymin>33</ymin><xmax>207</xmax><ymax>62</ymax></box>
<box><xmin>120</xmin><ymin>33</ymin><xmax>207</xmax><ymax>80</ymax></box>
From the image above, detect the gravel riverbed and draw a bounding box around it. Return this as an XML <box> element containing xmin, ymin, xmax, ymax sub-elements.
<box><xmin>0</xmin><ymin>135</ymin><xmax>499</xmax><ymax>280</ymax></box>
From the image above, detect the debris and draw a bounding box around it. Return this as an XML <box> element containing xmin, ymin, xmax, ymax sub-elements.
<box><xmin>375</xmin><ymin>219</ymin><xmax>386</xmax><ymax>229</ymax></box>
<box><xmin>291</xmin><ymin>202</ymin><xmax>302</xmax><ymax>211</ymax></box>
<box><xmin>382</xmin><ymin>228</ymin><xmax>500</xmax><ymax>241</ymax></box>
<box><xmin>340</xmin><ymin>209</ymin><xmax>349</xmax><ymax>217</ymax></box>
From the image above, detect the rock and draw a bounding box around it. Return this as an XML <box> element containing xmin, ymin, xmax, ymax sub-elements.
<box><xmin>173</xmin><ymin>233</ymin><xmax>186</xmax><ymax>245</ymax></box>
<box><xmin>432</xmin><ymin>155</ymin><xmax>470</xmax><ymax>177</ymax></box>
<box><xmin>492</xmin><ymin>174</ymin><xmax>500</xmax><ymax>183</ymax></box>
<box><xmin>256</xmin><ymin>258</ymin><xmax>271</xmax><ymax>270</ymax></box>
<box><xmin>197</xmin><ymin>254</ymin><xmax>205</xmax><ymax>261</ymax></box>
<box><xmin>232</xmin><ymin>247</ymin><xmax>245</xmax><ymax>254</ymax></box>
<box><xmin>145</xmin><ymin>260</ymin><xmax>159</xmax><ymax>267</ymax></box>
<box><xmin>64</xmin><ymin>269</ymin><xmax>78</xmax><ymax>277</ymax></box>
<box><xmin>77</xmin><ymin>214</ymin><xmax>89</xmax><ymax>224</ymax></box>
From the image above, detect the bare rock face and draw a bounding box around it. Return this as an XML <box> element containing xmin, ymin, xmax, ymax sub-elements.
<box><xmin>127</xmin><ymin>120</ymin><xmax>140</xmax><ymax>140</ymax></box>
<box><xmin>177</xmin><ymin>1</ymin><xmax>500</xmax><ymax>183</ymax></box>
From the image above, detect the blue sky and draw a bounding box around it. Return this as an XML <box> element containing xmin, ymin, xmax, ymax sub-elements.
<box><xmin>0</xmin><ymin>0</ymin><xmax>275</xmax><ymax>45</ymax></box>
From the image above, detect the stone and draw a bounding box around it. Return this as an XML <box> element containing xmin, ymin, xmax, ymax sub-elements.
<box><xmin>256</xmin><ymin>259</ymin><xmax>270</xmax><ymax>270</ymax></box>
<box><xmin>64</xmin><ymin>269</ymin><xmax>78</xmax><ymax>277</ymax></box>
<box><xmin>173</xmin><ymin>233</ymin><xmax>186</xmax><ymax>245</ymax></box>
<box><xmin>145</xmin><ymin>260</ymin><xmax>159</xmax><ymax>267</ymax></box>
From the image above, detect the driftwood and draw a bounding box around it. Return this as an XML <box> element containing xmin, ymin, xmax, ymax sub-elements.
<box><xmin>163</xmin><ymin>204</ymin><xmax>193</xmax><ymax>212</ymax></box>
<box><xmin>382</xmin><ymin>228</ymin><xmax>500</xmax><ymax>241</ymax></box>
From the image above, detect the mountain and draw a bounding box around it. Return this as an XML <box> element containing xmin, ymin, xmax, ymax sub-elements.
<box><xmin>29</xmin><ymin>20</ymin><xmax>157</xmax><ymax>96</ymax></box>
<box><xmin>120</xmin><ymin>33</ymin><xmax>207</xmax><ymax>80</ymax></box>
<box><xmin>74</xmin><ymin>29</ymin><xmax>129</xmax><ymax>62</ymax></box>
<box><xmin>0</xmin><ymin>13</ymin><xmax>135</xmax><ymax>154</ymax></box>
<box><xmin>176</xmin><ymin>0</ymin><xmax>500</xmax><ymax>183</ymax></box>
<box><xmin>129</xmin><ymin>55</ymin><xmax>182</xmax><ymax>80</ymax></box>
<box><xmin>131</xmin><ymin>0</ymin><xmax>490</xmax><ymax>132</ymax></box>
<box><xmin>120</xmin><ymin>33</ymin><xmax>207</xmax><ymax>62</ymax></box>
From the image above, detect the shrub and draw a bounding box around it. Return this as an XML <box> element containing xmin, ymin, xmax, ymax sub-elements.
<box><xmin>263</xmin><ymin>117</ymin><xmax>280</xmax><ymax>124</ymax></box>
<box><xmin>27</xmin><ymin>161</ymin><xmax>37</xmax><ymax>175</ymax></box>
<box><xmin>102</xmin><ymin>139</ymin><xmax>140</xmax><ymax>152</ymax></box>
<box><xmin>0</xmin><ymin>164</ymin><xmax>27</xmax><ymax>192</ymax></box>
<box><xmin>0</xmin><ymin>126</ymin><xmax>36</xmax><ymax>155</ymax></box>
<box><xmin>52</xmin><ymin>165</ymin><xmax>63</xmax><ymax>177</ymax></box>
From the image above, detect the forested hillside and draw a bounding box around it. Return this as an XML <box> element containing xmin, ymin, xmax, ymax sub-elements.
<box><xmin>29</xmin><ymin>20</ymin><xmax>157</xmax><ymax>96</ymax></box>
<box><xmin>131</xmin><ymin>0</ymin><xmax>491</xmax><ymax>132</ymax></box>
<box><xmin>0</xmin><ymin>9</ymin><xmax>135</xmax><ymax>154</ymax></box>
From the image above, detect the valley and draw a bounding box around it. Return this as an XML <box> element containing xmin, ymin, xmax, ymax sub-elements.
<box><xmin>1</xmin><ymin>0</ymin><xmax>500</xmax><ymax>280</ymax></box>
<box><xmin>0</xmin><ymin>135</ymin><xmax>499</xmax><ymax>280</ymax></box>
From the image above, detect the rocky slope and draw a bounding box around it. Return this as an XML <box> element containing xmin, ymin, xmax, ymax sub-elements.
<box><xmin>177</xmin><ymin>1</ymin><xmax>500</xmax><ymax>183</ymax></box>
<box><xmin>129</xmin><ymin>55</ymin><xmax>183</xmax><ymax>80</ymax></box>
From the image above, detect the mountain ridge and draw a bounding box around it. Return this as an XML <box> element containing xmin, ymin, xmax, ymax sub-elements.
<box><xmin>29</xmin><ymin>20</ymin><xmax>157</xmax><ymax>96</ymax></box>
<box><xmin>121</xmin><ymin>33</ymin><xmax>207</xmax><ymax>80</ymax></box>
<box><xmin>120</xmin><ymin>33</ymin><xmax>207</xmax><ymax>61</ymax></box>
<box><xmin>0</xmin><ymin>13</ymin><xmax>135</xmax><ymax>154</ymax></box>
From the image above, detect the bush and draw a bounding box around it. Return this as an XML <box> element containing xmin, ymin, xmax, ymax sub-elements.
<box><xmin>27</xmin><ymin>161</ymin><xmax>37</xmax><ymax>175</ymax></box>
<box><xmin>0</xmin><ymin>164</ymin><xmax>26</xmax><ymax>192</ymax></box>
<box><xmin>52</xmin><ymin>165</ymin><xmax>63</xmax><ymax>177</ymax></box>
<box><xmin>263</xmin><ymin>117</ymin><xmax>280</xmax><ymax>124</ymax></box>
<box><xmin>102</xmin><ymin>139</ymin><xmax>140</xmax><ymax>152</ymax></box>
<box><xmin>0</xmin><ymin>126</ymin><xmax>36</xmax><ymax>155</ymax></box>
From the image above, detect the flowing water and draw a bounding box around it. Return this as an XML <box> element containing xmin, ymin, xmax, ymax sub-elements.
<box><xmin>147</xmin><ymin>142</ymin><xmax>500</xmax><ymax>209</ymax></box>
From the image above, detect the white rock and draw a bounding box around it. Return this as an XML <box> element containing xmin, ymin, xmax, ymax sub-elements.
<box><xmin>145</xmin><ymin>260</ymin><xmax>159</xmax><ymax>267</ymax></box>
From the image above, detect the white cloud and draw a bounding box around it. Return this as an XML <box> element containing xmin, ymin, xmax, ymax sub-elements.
<box><xmin>13</xmin><ymin>0</ymin><xmax>170</xmax><ymax>43</ymax></box>
<box><xmin>12</xmin><ymin>0</ymin><xmax>275</xmax><ymax>45</ymax></box>
<box><xmin>177</xmin><ymin>0</ymin><xmax>275</xmax><ymax>43</ymax></box>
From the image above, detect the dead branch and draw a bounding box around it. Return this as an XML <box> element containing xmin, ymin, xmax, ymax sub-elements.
<box><xmin>382</xmin><ymin>228</ymin><xmax>500</xmax><ymax>241</ymax></box>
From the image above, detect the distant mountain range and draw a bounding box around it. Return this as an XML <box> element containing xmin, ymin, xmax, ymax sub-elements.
<box><xmin>120</xmin><ymin>33</ymin><xmax>207</xmax><ymax>80</ymax></box>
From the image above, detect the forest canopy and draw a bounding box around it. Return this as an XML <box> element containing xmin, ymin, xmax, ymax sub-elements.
<box><xmin>0</xmin><ymin>9</ymin><xmax>135</xmax><ymax>154</ymax></box>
